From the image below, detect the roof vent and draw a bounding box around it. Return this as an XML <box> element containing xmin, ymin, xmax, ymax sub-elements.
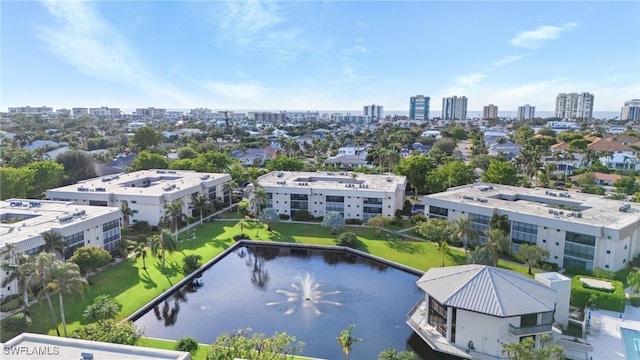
<box><xmin>81</xmin><ymin>353</ymin><xmax>94</xmax><ymax>360</ymax></box>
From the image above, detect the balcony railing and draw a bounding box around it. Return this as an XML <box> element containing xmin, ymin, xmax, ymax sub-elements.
<box><xmin>508</xmin><ymin>322</ymin><xmax>553</xmax><ymax>336</ymax></box>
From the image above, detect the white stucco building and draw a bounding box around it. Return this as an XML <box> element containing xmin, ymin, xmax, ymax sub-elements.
<box><xmin>3</xmin><ymin>333</ymin><xmax>190</xmax><ymax>360</ymax></box>
<box><xmin>0</xmin><ymin>199</ymin><xmax>122</xmax><ymax>299</ymax></box>
<box><xmin>407</xmin><ymin>265</ymin><xmax>560</xmax><ymax>359</ymax></box>
<box><xmin>423</xmin><ymin>183</ymin><xmax>640</xmax><ymax>272</ymax></box>
<box><xmin>46</xmin><ymin>170</ymin><xmax>231</xmax><ymax>227</ymax></box>
<box><xmin>254</xmin><ymin>171</ymin><xmax>406</xmax><ymax>221</ymax></box>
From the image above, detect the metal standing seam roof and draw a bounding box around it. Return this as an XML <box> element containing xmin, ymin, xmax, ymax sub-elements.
<box><xmin>416</xmin><ymin>265</ymin><xmax>556</xmax><ymax>317</ymax></box>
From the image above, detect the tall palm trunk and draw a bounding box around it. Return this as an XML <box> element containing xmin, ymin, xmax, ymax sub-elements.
<box><xmin>43</xmin><ymin>289</ymin><xmax>59</xmax><ymax>336</ymax></box>
<box><xmin>58</xmin><ymin>292</ymin><xmax>67</xmax><ymax>337</ymax></box>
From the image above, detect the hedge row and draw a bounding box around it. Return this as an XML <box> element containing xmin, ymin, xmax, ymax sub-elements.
<box><xmin>570</xmin><ymin>275</ymin><xmax>626</xmax><ymax>312</ymax></box>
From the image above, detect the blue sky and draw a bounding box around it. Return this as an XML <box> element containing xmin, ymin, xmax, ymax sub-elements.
<box><xmin>2</xmin><ymin>1</ymin><xmax>639</xmax><ymax>112</ymax></box>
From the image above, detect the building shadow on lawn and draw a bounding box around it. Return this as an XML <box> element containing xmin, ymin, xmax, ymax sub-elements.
<box><xmin>385</xmin><ymin>239</ymin><xmax>424</xmax><ymax>254</ymax></box>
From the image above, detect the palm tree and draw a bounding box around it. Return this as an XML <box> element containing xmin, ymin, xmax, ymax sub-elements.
<box><xmin>48</xmin><ymin>261</ymin><xmax>87</xmax><ymax>337</ymax></box>
<box><xmin>337</xmin><ymin>324</ymin><xmax>363</xmax><ymax>360</ymax></box>
<box><xmin>120</xmin><ymin>202</ymin><xmax>133</xmax><ymax>227</ymax></box>
<box><xmin>250</xmin><ymin>186</ymin><xmax>269</xmax><ymax>217</ymax></box>
<box><xmin>222</xmin><ymin>180</ymin><xmax>239</xmax><ymax>205</ymax></box>
<box><xmin>1</xmin><ymin>246</ymin><xmax>35</xmax><ymax>313</ymax></box>
<box><xmin>451</xmin><ymin>217</ymin><xmax>478</xmax><ymax>254</ymax></box>
<box><xmin>162</xmin><ymin>199</ymin><xmax>185</xmax><ymax>241</ymax></box>
<box><xmin>131</xmin><ymin>242</ymin><xmax>148</xmax><ymax>270</ymax></box>
<box><xmin>189</xmin><ymin>193</ymin><xmax>210</xmax><ymax>226</ymax></box>
<box><xmin>31</xmin><ymin>253</ymin><xmax>60</xmax><ymax>336</ymax></box>
<box><xmin>485</xmin><ymin>229</ymin><xmax>511</xmax><ymax>266</ymax></box>
<box><xmin>149</xmin><ymin>229</ymin><xmax>179</xmax><ymax>274</ymax></box>
<box><xmin>438</xmin><ymin>240</ymin><xmax>450</xmax><ymax>267</ymax></box>
<box><xmin>489</xmin><ymin>214</ymin><xmax>510</xmax><ymax>236</ymax></box>
<box><xmin>41</xmin><ymin>230</ymin><xmax>64</xmax><ymax>259</ymax></box>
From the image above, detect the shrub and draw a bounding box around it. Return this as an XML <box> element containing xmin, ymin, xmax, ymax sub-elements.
<box><xmin>570</xmin><ymin>276</ymin><xmax>625</xmax><ymax>312</ymax></box>
<box><xmin>410</xmin><ymin>214</ymin><xmax>426</xmax><ymax>225</ymax></box>
<box><xmin>278</xmin><ymin>213</ymin><xmax>290</xmax><ymax>220</ymax></box>
<box><xmin>176</xmin><ymin>337</ymin><xmax>199</xmax><ymax>356</ymax></box>
<box><xmin>336</xmin><ymin>232</ymin><xmax>358</xmax><ymax>248</ymax></box>
<box><xmin>1</xmin><ymin>294</ymin><xmax>21</xmax><ymax>305</ymax></box>
<box><xmin>136</xmin><ymin>235</ymin><xmax>148</xmax><ymax>244</ymax></box>
<box><xmin>592</xmin><ymin>267</ymin><xmax>616</xmax><ymax>280</ymax></box>
<box><xmin>345</xmin><ymin>218</ymin><xmax>363</xmax><ymax>225</ymax></box>
<box><xmin>291</xmin><ymin>210</ymin><xmax>313</xmax><ymax>221</ymax></box>
<box><xmin>182</xmin><ymin>254</ymin><xmax>203</xmax><ymax>274</ymax></box>
<box><xmin>131</xmin><ymin>221</ymin><xmax>151</xmax><ymax>233</ymax></box>
<box><xmin>3</xmin><ymin>312</ymin><xmax>31</xmax><ymax>333</ymax></box>
<box><xmin>630</xmin><ymin>296</ymin><xmax>640</xmax><ymax>307</ymax></box>
<box><xmin>0</xmin><ymin>299</ymin><xmax>22</xmax><ymax>313</ymax></box>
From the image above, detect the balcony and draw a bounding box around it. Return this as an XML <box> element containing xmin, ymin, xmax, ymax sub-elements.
<box><xmin>406</xmin><ymin>301</ymin><xmax>472</xmax><ymax>359</ymax></box>
<box><xmin>508</xmin><ymin>322</ymin><xmax>553</xmax><ymax>336</ymax></box>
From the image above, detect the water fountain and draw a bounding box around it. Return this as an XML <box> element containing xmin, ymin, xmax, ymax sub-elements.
<box><xmin>266</xmin><ymin>273</ymin><xmax>341</xmax><ymax>315</ymax></box>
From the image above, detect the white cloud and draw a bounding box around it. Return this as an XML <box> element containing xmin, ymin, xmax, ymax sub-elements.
<box><xmin>213</xmin><ymin>1</ymin><xmax>307</xmax><ymax>64</ymax></box>
<box><xmin>38</xmin><ymin>0</ymin><xmax>193</xmax><ymax>106</ymax></box>
<box><xmin>353</xmin><ymin>44</ymin><xmax>367</xmax><ymax>53</ymax></box>
<box><xmin>456</xmin><ymin>73</ymin><xmax>486</xmax><ymax>86</ymax></box>
<box><xmin>510</xmin><ymin>22</ymin><xmax>578</xmax><ymax>49</ymax></box>
<box><xmin>492</xmin><ymin>54</ymin><xmax>528</xmax><ymax>67</ymax></box>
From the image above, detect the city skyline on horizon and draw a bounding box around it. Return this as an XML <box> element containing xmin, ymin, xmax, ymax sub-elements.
<box><xmin>2</xmin><ymin>1</ymin><xmax>639</xmax><ymax>111</ymax></box>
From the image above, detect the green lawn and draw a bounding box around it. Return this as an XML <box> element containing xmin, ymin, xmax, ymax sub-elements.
<box><xmin>1</xmin><ymin>218</ymin><xmax>532</xmax><ymax>345</ymax></box>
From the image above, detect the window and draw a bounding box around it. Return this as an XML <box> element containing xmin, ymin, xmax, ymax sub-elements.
<box><xmin>428</xmin><ymin>297</ymin><xmax>448</xmax><ymax>337</ymax></box>
<box><xmin>606</xmin><ymin>250</ymin><xmax>611</xmax><ymax>254</ymax></box>
<box><xmin>131</xmin><ymin>200</ymin><xmax>137</xmax><ymax>204</ymax></box>
<box><xmin>605</xmin><ymin>265</ymin><xmax>609</xmax><ymax>269</ymax></box>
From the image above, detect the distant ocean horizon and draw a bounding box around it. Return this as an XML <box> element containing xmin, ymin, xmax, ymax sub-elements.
<box><xmin>123</xmin><ymin>108</ymin><xmax>622</xmax><ymax>120</ymax></box>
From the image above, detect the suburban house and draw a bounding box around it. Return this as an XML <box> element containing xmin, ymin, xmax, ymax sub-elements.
<box><xmin>570</xmin><ymin>172</ymin><xmax>622</xmax><ymax>186</ymax></box>
<box><xmin>407</xmin><ymin>265</ymin><xmax>569</xmax><ymax>360</ymax></box>
<box><xmin>230</xmin><ymin>148</ymin><xmax>269</xmax><ymax>166</ymax></box>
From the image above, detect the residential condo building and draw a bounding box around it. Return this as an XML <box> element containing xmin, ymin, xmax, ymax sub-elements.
<box><xmin>482</xmin><ymin>104</ymin><xmax>498</xmax><ymax>119</ymax></box>
<box><xmin>621</xmin><ymin>99</ymin><xmax>640</xmax><ymax>121</ymax></box>
<box><xmin>254</xmin><ymin>171</ymin><xmax>406</xmax><ymax>221</ymax></box>
<box><xmin>8</xmin><ymin>106</ymin><xmax>53</xmax><ymax>115</ymax></box>
<box><xmin>136</xmin><ymin>107</ymin><xmax>167</xmax><ymax>119</ymax></box>
<box><xmin>0</xmin><ymin>199</ymin><xmax>122</xmax><ymax>299</ymax></box>
<box><xmin>46</xmin><ymin>170</ymin><xmax>232</xmax><ymax>227</ymax></box>
<box><xmin>441</xmin><ymin>96</ymin><xmax>467</xmax><ymax>120</ymax></box>
<box><xmin>517</xmin><ymin>104</ymin><xmax>536</xmax><ymax>120</ymax></box>
<box><xmin>409</xmin><ymin>95</ymin><xmax>430</xmax><ymax>121</ymax></box>
<box><xmin>363</xmin><ymin>104</ymin><xmax>384</xmax><ymax>123</ymax></box>
<box><xmin>555</xmin><ymin>92</ymin><xmax>594</xmax><ymax>120</ymax></box>
<box><xmin>423</xmin><ymin>183</ymin><xmax>640</xmax><ymax>272</ymax></box>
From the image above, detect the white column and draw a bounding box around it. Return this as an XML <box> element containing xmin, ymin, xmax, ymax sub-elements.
<box><xmin>446</xmin><ymin>306</ymin><xmax>453</xmax><ymax>341</ymax></box>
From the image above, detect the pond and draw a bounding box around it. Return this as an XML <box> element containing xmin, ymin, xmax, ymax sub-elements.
<box><xmin>133</xmin><ymin>243</ymin><xmax>454</xmax><ymax>359</ymax></box>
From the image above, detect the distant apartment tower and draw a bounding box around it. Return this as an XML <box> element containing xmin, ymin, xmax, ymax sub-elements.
<box><xmin>363</xmin><ymin>104</ymin><xmax>383</xmax><ymax>123</ymax></box>
<box><xmin>8</xmin><ymin>106</ymin><xmax>53</xmax><ymax>115</ymax></box>
<box><xmin>90</xmin><ymin>107</ymin><xmax>121</xmax><ymax>119</ymax></box>
<box><xmin>136</xmin><ymin>107</ymin><xmax>167</xmax><ymax>119</ymax></box>
<box><xmin>482</xmin><ymin>104</ymin><xmax>498</xmax><ymax>119</ymax></box>
<box><xmin>190</xmin><ymin>108</ymin><xmax>213</xmax><ymax>120</ymax></box>
<box><xmin>250</xmin><ymin>112</ymin><xmax>285</xmax><ymax>123</ymax></box>
<box><xmin>409</xmin><ymin>95</ymin><xmax>430</xmax><ymax>121</ymax></box>
<box><xmin>555</xmin><ymin>92</ymin><xmax>594</xmax><ymax>120</ymax></box>
<box><xmin>517</xmin><ymin>104</ymin><xmax>536</xmax><ymax>120</ymax></box>
<box><xmin>441</xmin><ymin>96</ymin><xmax>467</xmax><ymax>120</ymax></box>
<box><xmin>621</xmin><ymin>99</ymin><xmax>640</xmax><ymax>121</ymax></box>
<box><xmin>72</xmin><ymin>107</ymin><xmax>89</xmax><ymax>117</ymax></box>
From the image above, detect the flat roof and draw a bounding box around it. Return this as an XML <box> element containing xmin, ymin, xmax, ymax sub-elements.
<box><xmin>47</xmin><ymin>169</ymin><xmax>231</xmax><ymax>197</ymax></box>
<box><xmin>2</xmin><ymin>333</ymin><xmax>190</xmax><ymax>360</ymax></box>
<box><xmin>0</xmin><ymin>199</ymin><xmax>120</xmax><ymax>248</ymax></box>
<box><xmin>424</xmin><ymin>183</ymin><xmax>640</xmax><ymax>229</ymax></box>
<box><xmin>258</xmin><ymin>171</ymin><xmax>406</xmax><ymax>192</ymax></box>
